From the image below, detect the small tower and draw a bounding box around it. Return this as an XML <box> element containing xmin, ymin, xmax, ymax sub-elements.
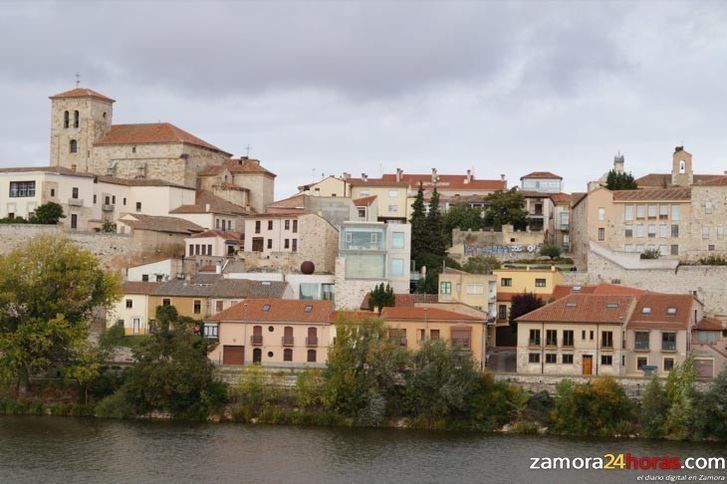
<box><xmin>49</xmin><ymin>87</ymin><xmax>114</xmax><ymax>172</ymax></box>
<box><xmin>613</xmin><ymin>152</ymin><xmax>625</xmax><ymax>173</ymax></box>
<box><xmin>671</xmin><ymin>146</ymin><xmax>693</xmax><ymax>187</ymax></box>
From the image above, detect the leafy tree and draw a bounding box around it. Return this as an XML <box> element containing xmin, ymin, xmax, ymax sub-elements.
<box><xmin>0</xmin><ymin>235</ymin><xmax>120</xmax><ymax>394</ymax></box>
<box><xmin>410</xmin><ymin>182</ymin><xmax>428</xmax><ymax>269</ymax></box>
<box><xmin>444</xmin><ymin>203</ymin><xmax>484</xmax><ymax>244</ymax></box>
<box><xmin>121</xmin><ymin>305</ymin><xmax>225</xmax><ymax>419</ymax></box>
<box><xmin>699</xmin><ymin>368</ymin><xmax>727</xmax><ymax>440</ymax></box>
<box><xmin>640</xmin><ymin>248</ymin><xmax>661</xmax><ymax>260</ymax></box>
<box><xmin>425</xmin><ymin>187</ymin><xmax>446</xmax><ymax>258</ymax></box>
<box><xmin>606</xmin><ymin>170</ymin><xmax>638</xmax><ymax>190</ymax></box>
<box><xmin>468</xmin><ymin>373</ymin><xmax>530</xmax><ymax>430</ymax></box>
<box><xmin>369</xmin><ymin>283</ymin><xmax>395</xmax><ymax>313</ymax></box>
<box><xmin>640</xmin><ymin>376</ymin><xmax>668</xmax><ymax>438</ymax></box>
<box><xmin>322</xmin><ymin>315</ymin><xmax>408</xmax><ymax>424</ymax></box>
<box><xmin>483</xmin><ymin>188</ymin><xmax>528</xmax><ymax>231</ymax></box>
<box><xmin>508</xmin><ymin>292</ymin><xmax>544</xmax><ymax>331</ymax></box>
<box><xmin>403</xmin><ymin>339</ymin><xmax>480</xmax><ymax>420</ymax></box>
<box><xmin>415</xmin><ymin>254</ymin><xmax>461</xmax><ymax>294</ymax></box>
<box><xmin>29</xmin><ymin>202</ymin><xmax>65</xmax><ymax>224</ymax></box>
<box><xmin>664</xmin><ymin>356</ymin><xmax>697</xmax><ymax>439</ymax></box>
<box><xmin>539</xmin><ymin>243</ymin><xmax>562</xmax><ymax>260</ymax></box>
<box><xmin>462</xmin><ymin>255</ymin><xmax>501</xmax><ymax>274</ymax></box>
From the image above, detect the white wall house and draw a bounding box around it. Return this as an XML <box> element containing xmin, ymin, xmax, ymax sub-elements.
<box><xmin>126</xmin><ymin>258</ymin><xmax>183</xmax><ymax>282</ymax></box>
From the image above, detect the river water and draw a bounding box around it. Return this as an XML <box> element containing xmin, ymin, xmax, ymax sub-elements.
<box><xmin>0</xmin><ymin>416</ymin><xmax>724</xmax><ymax>483</ymax></box>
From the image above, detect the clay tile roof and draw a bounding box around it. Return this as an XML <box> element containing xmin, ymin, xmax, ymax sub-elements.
<box><xmin>359</xmin><ymin>293</ymin><xmax>438</xmax><ymax>310</ymax></box>
<box><xmin>268</xmin><ymin>194</ymin><xmax>306</xmax><ymax>210</ymax></box>
<box><xmin>247</xmin><ymin>211</ymin><xmax>310</xmax><ymax>218</ymax></box>
<box><xmin>627</xmin><ymin>294</ymin><xmax>697</xmax><ymax>330</ymax></box>
<box><xmin>380</xmin><ymin>173</ymin><xmax>506</xmax><ymax>191</ymax></box>
<box><xmin>694</xmin><ymin>175</ymin><xmax>727</xmax><ymax>187</ymax></box>
<box><xmin>612</xmin><ymin>187</ymin><xmax>691</xmax><ymax>201</ymax></box>
<box><xmin>169</xmin><ymin>191</ymin><xmax>251</xmax><ymax>216</ymax></box>
<box><xmin>189</xmin><ymin>229</ymin><xmax>242</xmax><ymax>241</ymax></box>
<box><xmin>121</xmin><ymin>281</ymin><xmax>162</xmax><ymax>295</ymax></box>
<box><xmin>571</xmin><ymin>192</ymin><xmax>587</xmax><ymax>208</ymax></box>
<box><xmin>206</xmin><ymin>298</ymin><xmax>333</xmax><ymax>323</ymax></box>
<box><xmin>353</xmin><ymin>195</ymin><xmax>377</xmax><ymax>206</ymax></box>
<box><xmin>119</xmin><ymin>214</ymin><xmax>205</xmax><ymax>234</ymax></box>
<box><xmin>49</xmin><ymin>87</ymin><xmax>115</xmax><ymax>102</ymax></box>
<box><xmin>516</xmin><ymin>294</ymin><xmax>637</xmax><ymax>324</ymax></box>
<box><xmin>200</xmin><ymin>158</ymin><xmax>276</xmax><ymax>177</ymax></box>
<box><xmin>592</xmin><ymin>283</ymin><xmax>646</xmax><ymax>296</ymax></box>
<box><xmin>520</xmin><ymin>171</ymin><xmax>562</xmax><ymax>180</ymax></box>
<box><xmin>153</xmin><ymin>277</ymin><xmax>287</xmax><ymax>299</ymax></box>
<box><xmin>381</xmin><ymin>306</ymin><xmax>481</xmax><ymax>321</ymax></box>
<box><xmin>94</xmin><ymin>123</ymin><xmax>229</xmax><ymax>154</ymax></box>
<box><xmin>550</xmin><ymin>284</ymin><xmax>598</xmax><ymax>301</ymax></box>
<box><xmin>198</xmin><ymin>265</ymin><xmax>217</xmax><ymax>273</ymax></box>
<box><xmin>0</xmin><ymin>165</ymin><xmax>96</xmax><ymax>178</ymax></box>
<box><xmin>347</xmin><ymin>178</ymin><xmax>410</xmax><ymax>188</ymax></box>
<box><xmin>635</xmin><ymin>173</ymin><xmax>724</xmax><ymax>187</ymax></box>
<box><xmin>549</xmin><ymin>192</ymin><xmax>572</xmax><ymax>204</ymax></box>
<box><xmin>694</xmin><ymin>317</ymin><xmax>725</xmax><ymax>331</ymax></box>
<box><xmin>95</xmin><ymin>175</ymin><xmax>190</xmax><ymax>189</ymax></box>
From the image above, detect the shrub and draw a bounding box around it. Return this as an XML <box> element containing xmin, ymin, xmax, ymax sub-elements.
<box><xmin>95</xmin><ymin>391</ymin><xmax>136</xmax><ymax>419</ymax></box>
<box><xmin>296</xmin><ymin>369</ymin><xmax>324</xmax><ymax>410</ymax></box>
<box><xmin>640</xmin><ymin>377</ymin><xmax>668</xmax><ymax>438</ymax></box>
<box><xmin>539</xmin><ymin>243</ymin><xmax>562</xmax><ymax>260</ymax></box>
<box><xmin>699</xmin><ymin>254</ymin><xmax>727</xmax><ymax>265</ymax></box>
<box><xmin>640</xmin><ymin>249</ymin><xmax>660</xmax><ymax>259</ymax></box>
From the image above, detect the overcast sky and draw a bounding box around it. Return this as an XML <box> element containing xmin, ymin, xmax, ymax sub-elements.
<box><xmin>1</xmin><ymin>1</ymin><xmax>726</xmax><ymax>197</ymax></box>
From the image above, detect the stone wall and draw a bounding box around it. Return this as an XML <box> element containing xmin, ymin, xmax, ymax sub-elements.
<box><xmin>448</xmin><ymin>226</ymin><xmax>546</xmax><ymax>264</ymax></box>
<box><xmin>333</xmin><ymin>257</ymin><xmax>386</xmax><ymax>309</ymax></box>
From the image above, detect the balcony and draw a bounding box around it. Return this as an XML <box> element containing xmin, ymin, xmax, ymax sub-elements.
<box><xmin>662</xmin><ymin>342</ymin><xmax>677</xmax><ymax>352</ymax></box>
<box><xmin>559</xmin><ymin>223</ymin><xmax>569</xmax><ymax>231</ymax></box>
<box><xmin>68</xmin><ymin>198</ymin><xmax>83</xmax><ymax>207</ymax></box>
<box><xmin>251</xmin><ymin>335</ymin><xmax>263</xmax><ymax>346</ymax></box>
<box><xmin>102</xmin><ymin>204</ymin><xmax>115</xmax><ymax>212</ymax></box>
<box><xmin>282</xmin><ymin>336</ymin><xmax>294</xmax><ymax>347</ymax></box>
<box><xmin>634</xmin><ymin>341</ymin><xmax>650</xmax><ymax>351</ymax></box>
<box><xmin>306</xmin><ymin>336</ymin><xmax>318</xmax><ymax>347</ymax></box>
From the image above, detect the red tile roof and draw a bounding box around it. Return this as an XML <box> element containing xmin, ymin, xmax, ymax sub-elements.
<box><xmin>381</xmin><ymin>173</ymin><xmax>506</xmax><ymax>191</ymax></box>
<box><xmin>121</xmin><ymin>281</ymin><xmax>162</xmax><ymax>295</ymax></box>
<box><xmin>353</xmin><ymin>195</ymin><xmax>377</xmax><ymax>206</ymax></box>
<box><xmin>592</xmin><ymin>283</ymin><xmax>646</xmax><ymax>296</ymax></box>
<box><xmin>96</xmin><ymin>175</ymin><xmax>190</xmax><ymax>189</ymax></box>
<box><xmin>516</xmin><ymin>294</ymin><xmax>637</xmax><ymax>324</ymax></box>
<box><xmin>359</xmin><ymin>293</ymin><xmax>438</xmax><ymax>310</ymax></box>
<box><xmin>49</xmin><ymin>87</ymin><xmax>115</xmax><ymax>103</ymax></box>
<box><xmin>198</xmin><ymin>265</ymin><xmax>217</xmax><ymax>273</ymax></box>
<box><xmin>550</xmin><ymin>285</ymin><xmax>598</xmax><ymax>301</ymax></box>
<box><xmin>189</xmin><ymin>229</ymin><xmax>242</xmax><ymax>241</ymax></box>
<box><xmin>267</xmin><ymin>194</ymin><xmax>306</xmax><ymax>210</ymax></box>
<box><xmin>381</xmin><ymin>306</ymin><xmax>481</xmax><ymax>321</ymax></box>
<box><xmin>95</xmin><ymin>123</ymin><xmax>229</xmax><ymax>154</ymax></box>
<box><xmin>206</xmin><ymin>298</ymin><xmax>333</xmax><ymax>323</ymax></box>
<box><xmin>635</xmin><ymin>173</ymin><xmax>724</xmax><ymax>187</ymax></box>
<box><xmin>118</xmin><ymin>214</ymin><xmax>205</xmax><ymax>234</ymax></box>
<box><xmin>246</xmin><ymin>211</ymin><xmax>310</xmax><ymax>218</ymax></box>
<box><xmin>694</xmin><ymin>175</ymin><xmax>727</xmax><ymax>187</ymax></box>
<box><xmin>612</xmin><ymin>187</ymin><xmax>690</xmax><ymax>201</ymax></box>
<box><xmin>169</xmin><ymin>191</ymin><xmax>251</xmax><ymax>216</ymax></box>
<box><xmin>627</xmin><ymin>294</ymin><xmax>697</xmax><ymax>330</ymax></box>
<box><xmin>0</xmin><ymin>165</ymin><xmax>96</xmax><ymax>178</ymax></box>
<box><xmin>348</xmin><ymin>178</ymin><xmax>410</xmax><ymax>188</ymax></box>
<box><xmin>549</xmin><ymin>192</ymin><xmax>572</xmax><ymax>204</ymax></box>
<box><xmin>520</xmin><ymin>171</ymin><xmax>562</xmax><ymax>180</ymax></box>
<box><xmin>199</xmin><ymin>158</ymin><xmax>276</xmax><ymax>177</ymax></box>
<box><xmin>694</xmin><ymin>317</ymin><xmax>725</xmax><ymax>331</ymax></box>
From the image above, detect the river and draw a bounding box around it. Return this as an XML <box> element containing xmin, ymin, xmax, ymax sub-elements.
<box><xmin>0</xmin><ymin>417</ymin><xmax>724</xmax><ymax>483</ymax></box>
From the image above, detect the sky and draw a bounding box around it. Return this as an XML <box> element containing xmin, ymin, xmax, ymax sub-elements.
<box><xmin>1</xmin><ymin>1</ymin><xmax>726</xmax><ymax>198</ymax></box>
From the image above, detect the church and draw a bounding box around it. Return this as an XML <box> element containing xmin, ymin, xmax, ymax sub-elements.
<box><xmin>48</xmin><ymin>87</ymin><xmax>275</xmax><ymax>213</ymax></box>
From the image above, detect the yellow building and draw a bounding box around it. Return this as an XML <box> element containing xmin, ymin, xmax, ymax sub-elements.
<box><xmin>347</xmin><ymin>176</ymin><xmax>409</xmax><ymax>223</ymax></box>
<box><xmin>381</xmin><ymin>306</ymin><xmax>487</xmax><ymax>369</ymax></box>
<box><xmin>297</xmin><ymin>175</ymin><xmax>349</xmax><ymax>197</ymax></box>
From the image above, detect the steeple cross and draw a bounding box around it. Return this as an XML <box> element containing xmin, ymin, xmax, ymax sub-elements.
<box><xmin>75</xmin><ymin>73</ymin><xmax>80</xmax><ymax>88</ymax></box>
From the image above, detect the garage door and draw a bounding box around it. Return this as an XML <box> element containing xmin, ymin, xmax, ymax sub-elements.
<box><xmin>694</xmin><ymin>359</ymin><xmax>714</xmax><ymax>379</ymax></box>
<box><xmin>223</xmin><ymin>346</ymin><xmax>245</xmax><ymax>365</ymax></box>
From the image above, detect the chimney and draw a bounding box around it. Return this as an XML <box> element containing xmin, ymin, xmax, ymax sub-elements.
<box><xmin>215</xmin><ymin>262</ymin><xmax>222</xmax><ymax>274</ymax></box>
<box><xmin>342</xmin><ymin>172</ymin><xmax>351</xmax><ymax>180</ymax></box>
<box><xmin>500</xmin><ymin>174</ymin><xmax>506</xmax><ymax>181</ymax></box>
<box><xmin>465</xmin><ymin>169</ymin><xmax>473</xmax><ymax>183</ymax></box>
<box><xmin>184</xmin><ymin>273</ymin><xmax>191</xmax><ymax>285</ymax></box>
<box><xmin>395</xmin><ymin>168</ymin><xmax>403</xmax><ymax>182</ymax></box>
<box><xmin>361</xmin><ymin>173</ymin><xmax>368</xmax><ymax>182</ymax></box>
<box><xmin>205</xmin><ymin>203</ymin><xmax>211</xmax><ymax>212</ymax></box>
<box><xmin>675</xmin><ymin>146</ymin><xmax>684</xmax><ymax>153</ymax></box>
<box><xmin>431</xmin><ymin>168</ymin><xmax>438</xmax><ymax>183</ymax></box>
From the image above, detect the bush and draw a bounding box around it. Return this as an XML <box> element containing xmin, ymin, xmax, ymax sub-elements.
<box><xmin>462</xmin><ymin>255</ymin><xmax>501</xmax><ymax>274</ymax></box>
<box><xmin>95</xmin><ymin>391</ymin><xmax>136</xmax><ymax>419</ymax></box>
<box><xmin>640</xmin><ymin>377</ymin><xmax>668</xmax><ymax>438</ymax></box>
<box><xmin>296</xmin><ymin>369</ymin><xmax>324</xmax><ymax>410</ymax></box>
<box><xmin>640</xmin><ymin>249</ymin><xmax>660</xmax><ymax>260</ymax></box>
<box><xmin>468</xmin><ymin>373</ymin><xmax>530</xmax><ymax>430</ymax></box>
<box><xmin>699</xmin><ymin>254</ymin><xmax>727</xmax><ymax>265</ymax></box>
<box><xmin>539</xmin><ymin>244</ymin><xmax>562</xmax><ymax>260</ymax></box>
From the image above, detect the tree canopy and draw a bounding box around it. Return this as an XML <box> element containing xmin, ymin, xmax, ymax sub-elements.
<box><xmin>508</xmin><ymin>293</ymin><xmax>545</xmax><ymax>331</ymax></box>
<box><xmin>462</xmin><ymin>255</ymin><xmax>501</xmax><ymax>274</ymax></box>
<box><xmin>483</xmin><ymin>189</ymin><xmax>528</xmax><ymax>231</ymax></box>
<box><xmin>605</xmin><ymin>170</ymin><xmax>638</xmax><ymax>190</ymax></box>
<box><xmin>29</xmin><ymin>202</ymin><xmax>65</xmax><ymax>225</ymax></box>
<box><xmin>369</xmin><ymin>283</ymin><xmax>395</xmax><ymax>313</ymax></box>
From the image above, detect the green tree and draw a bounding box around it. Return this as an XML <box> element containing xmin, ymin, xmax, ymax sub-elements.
<box><xmin>322</xmin><ymin>315</ymin><xmax>409</xmax><ymax>424</ymax></box>
<box><xmin>462</xmin><ymin>255</ymin><xmax>501</xmax><ymax>274</ymax></box>
<box><xmin>664</xmin><ymin>356</ymin><xmax>697</xmax><ymax>439</ymax></box>
<box><xmin>605</xmin><ymin>170</ymin><xmax>638</xmax><ymax>190</ymax></box>
<box><xmin>640</xmin><ymin>248</ymin><xmax>661</xmax><ymax>260</ymax></box>
<box><xmin>121</xmin><ymin>305</ymin><xmax>225</xmax><ymax>419</ymax></box>
<box><xmin>444</xmin><ymin>203</ymin><xmax>484</xmax><ymax>244</ymax></box>
<box><xmin>640</xmin><ymin>376</ymin><xmax>668</xmax><ymax>438</ymax></box>
<box><xmin>29</xmin><ymin>202</ymin><xmax>65</xmax><ymax>224</ymax></box>
<box><xmin>0</xmin><ymin>235</ymin><xmax>120</xmax><ymax>393</ymax></box>
<box><xmin>508</xmin><ymin>293</ymin><xmax>544</xmax><ymax>332</ymax></box>
<box><xmin>410</xmin><ymin>182</ymin><xmax>428</xmax><ymax>269</ymax></box>
<box><xmin>369</xmin><ymin>283</ymin><xmax>395</xmax><ymax>313</ymax></box>
<box><xmin>539</xmin><ymin>243</ymin><xmax>562</xmax><ymax>260</ymax></box>
<box><xmin>425</xmin><ymin>187</ymin><xmax>446</xmax><ymax>257</ymax></box>
<box><xmin>483</xmin><ymin>188</ymin><xmax>528</xmax><ymax>231</ymax></box>
<box><xmin>699</xmin><ymin>368</ymin><xmax>727</xmax><ymax>440</ymax></box>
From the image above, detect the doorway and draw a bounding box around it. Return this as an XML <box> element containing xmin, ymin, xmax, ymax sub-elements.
<box><xmin>582</xmin><ymin>355</ymin><xmax>593</xmax><ymax>375</ymax></box>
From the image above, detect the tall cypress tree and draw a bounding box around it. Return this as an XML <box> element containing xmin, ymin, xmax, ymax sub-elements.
<box><xmin>425</xmin><ymin>187</ymin><xmax>445</xmax><ymax>257</ymax></box>
<box><xmin>410</xmin><ymin>182</ymin><xmax>427</xmax><ymax>269</ymax></box>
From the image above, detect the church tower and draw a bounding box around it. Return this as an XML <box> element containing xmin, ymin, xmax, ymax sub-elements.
<box><xmin>49</xmin><ymin>87</ymin><xmax>114</xmax><ymax>172</ymax></box>
<box><xmin>671</xmin><ymin>146</ymin><xmax>693</xmax><ymax>187</ymax></box>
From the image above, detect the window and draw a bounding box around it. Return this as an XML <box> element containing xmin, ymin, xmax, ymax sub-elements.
<box><xmin>69</xmin><ymin>139</ymin><xmax>78</xmax><ymax>153</ymax></box>
<box><xmin>9</xmin><ymin>181</ymin><xmax>35</xmax><ymax>198</ymax></box>
<box><xmin>598</xmin><ymin>228</ymin><xmax>605</xmax><ymax>241</ymax></box>
<box><xmin>718</xmin><ymin>226</ymin><xmax>725</xmax><ymax>240</ymax></box>
<box><xmin>545</xmin><ymin>353</ymin><xmax>557</xmax><ymax>364</ymax></box>
<box><xmin>535</xmin><ymin>278</ymin><xmax>546</xmax><ymax>288</ymax></box>
<box><xmin>72</xmin><ymin>110</ymin><xmax>79</xmax><ymax>128</ymax></box>
<box><xmin>72</xmin><ymin>187</ymin><xmax>79</xmax><ymax>199</ymax></box>
<box><xmin>636</xmin><ymin>205</ymin><xmax>646</xmax><ymax>218</ymax></box>
<box><xmin>216</xmin><ymin>300</ymin><xmax>224</xmax><ymax>312</ymax></box>
<box><xmin>671</xmin><ymin>205</ymin><xmax>680</xmax><ymax>221</ymax></box>
<box><xmin>70</xmin><ymin>214</ymin><xmax>77</xmax><ymax>229</ymax></box>
<box><xmin>284</xmin><ymin>349</ymin><xmax>293</xmax><ymax>362</ymax></box>
<box><xmin>390</xmin><ymin>258</ymin><xmax>404</xmax><ymax>276</ymax></box>
<box><xmin>284</xmin><ymin>239</ymin><xmax>290</xmax><ymax>249</ymax></box>
<box><xmin>93</xmin><ymin>194</ymin><xmax>97</xmax><ymax>204</ymax></box>
<box><xmin>292</xmin><ymin>220</ymin><xmax>298</xmax><ymax>233</ymax></box>
<box><xmin>203</xmin><ymin>324</ymin><xmax>218</xmax><ymax>339</ymax></box>
<box><xmin>357</xmin><ymin>208</ymin><xmax>366</xmax><ymax>218</ymax></box>
<box><xmin>562</xmin><ymin>354</ymin><xmax>574</xmax><ymax>364</ymax></box>
<box><xmin>125</xmin><ymin>299</ymin><xmax>133</xmax><ymax>309</ymax></box>
<box><xmin>285</xmin><ymin>220</ymin><xmax>290</xmax><ymax>230</ymax></box>
<box><xmin>215</xmin><ymin>219</ymin><xmax>220</xmax><ymax>229</ymax></box>
<box><xmin>465</xmin><ymin>284</ymin><xmax>484</xmax><ymax>295</ymax></box>
<box><xmin>529</xmin><ymin>329</ymin><xmax>541</xmax><ymax>346</ymax></box>
<box><xmin>597</xmin><ymin>207</ymin><xmax>605</xmax><ymax>221</ymax></box>
<box><xmin>142</xmin><ymin>274</ymin><xmax>149</xmax><ymax>282</ymax></box>
<box><xmin>255</xmin><ymin>221</ymin><xmax>261</xmax><ymax>233</ymax></box>
<box><xmin>498</xmin><ymin>305</ymin><xmax>507</xmax><ymax>320</ymax></box>
<box><xmin>304</xmin><ymin>305</ymin><xmax>313</xmax><ymax>313</ymax></box>
<box><xmin>635</xmin><ymin>331</ymin><xmax>649</xmax><ymax>350</ymax></box>
<box><xmin>647</xmin><ymin>204</ymin><xmax>657</xmax><ymax>218</ymax></box>
<box><xmin>702</xmin><ymin>225</ymin><xmax>710</xmax><ymax>240</ymax></box>
<box><xmin>659</xmin><ymin>204</ymin><xmax>669</xmax><ymax>219</ymax></box>
<box><xmin>391</xmin><ymin>232</ymin><xmax>405</xmax><ymax>249</ymax></box>
<box><xmin>268</xmin><ymin>220</ymin><xmax>273</xmax><ymax>230</ymax></box>
<box><xmin>670</xmin><ymin>244</ymin><xmax>679</xmax><ymax>256</ymax></box>
<box><xmin>635</xmin><ymin>224</ymin><xmax>644</xmax><ymax>238</ymax></box>
<box><xmin>589</xmin><ymin>330</ymin><xmax>594</xmax><ymax>340</ymax></box>
<box><xmin>136</xmin><ymin>202</ymin><xmax>142</xmax><ymax>212</ymax></box>
<box><xmin>63</xmin><ymin>110</ymin><xmax>69</xmax><ymax>128</ymax></box>
<box><xmin>262</xmin><ymin>304</ymin><xmax>271</xmax><ymax>312</ymax></box>
<box><xmin>501</xmin><ymin>278</ymin><xmax>512</xmax><ymax>287</ymax></box>
<box><xmin>388</xmin><ymin>205</ymin><xmax>398</xmax><ymax>213</ymax></box>
<box><xmin>562</xmin><ymin>330</ymin><xmax>574</xmax><ymax>347</ymax></box>
<box><xmin>132</xmin><ymin>146</ymin><xmax>137</xmax><ymax>154</ymax></box>
<box><xmin>637</xmin><ymin>357</ymin><xmax>648</xmax><ymax>371</ymax></box>
<box><xmin>664</xmin><ymin>358</ymin><xmax>674</xmax><ymax>372</ymax></box>
<box><xmin>545</xmin><ymin>330</ymin><xmax>557</xmax><ymax>346</ymax></box>
<box><xmin>430</xmin><ymin>329</ymin><xmax>440</xmax><ymax>340</ymax></box>
<box><xmin>662</xmin><ymin>332</ymin><xmax>676</xmax><ymax>351</ymax></box>
<box><xmin>666</xmin><ymin>307</ymin><xmax>677</xmax><ymax>316</ymax></box>
<box><xmin>267</xmin><ymin>239</ymin><xmax>272</xmax><ymax>249</ymax></box>
<box><xmin>193</xmin><ymin>300</ymin><xmax>202</xmax><ymax>314</ymax></box>
<box><xmin>624</xmin><ymin>205</ymin><xmax>634</xmax><ymax>221</ymax></box>
<box><xmin>647</xmin><ymin>224</ymin><xmax>656</xmax><ymax>238</ymax></box>
<box><xmin>624</xmin><ymin>225</ymin><xmax>633</xmax><ymax>238</ymax></box>
<box><xmin>440</xmin><ymin>281</ymin><xmax>452</xmax><ymax>295</ymax></box>
<box><xmin>50</xmin><ymin>188</ymin><xmax>55</xmax><ymax>197</ymax></box>
<box><xmin>671</xmin><ymin>224</ymin><xmax>679</xmax><ymax>238</ymax></box>
<box><xmin>162</xmin><ymin>298</ymin><xmax>171</xmax><ymax>306</ymax></box>
<box><xmin>642</xmin><ymin>307</ymin><xmax>652</xmax><ymax>314</ymax></box>
<box><xmin>388</xmin><ymin>190</ymin><xmax>398</xmax><ymax>197</ymax></box>
<box><xmin>307</xmin><ymin>350</ymin><xmax>317</xmax><ymax>363</ymax></box>
<box><xmin>528</xmin><ymin>353</ymin><xmax>540</xmax><ymax>363</ymax></box>
<box><xmin>705</xmin><ymin>201</ymin><xmax>713</xmax><ymax>214</ymax></box>
<box><xmin>601</xmin><ymin>355</ymin><xmax>613</xmax><ymax>366</ymax></box>
<box><xmin>659</xmin><ymin>224</ymin><xmax>668</xmax><ymax>238</ymax></box>
<box><xmin>601</xmin><ymin>331</ymin><xmax>613</xmax><ymax>348</ymax></box>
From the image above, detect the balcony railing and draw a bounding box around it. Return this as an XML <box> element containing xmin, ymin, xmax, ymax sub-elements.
<box><xmin>306</xmin><ymin>336</ymin><xmax>318</xmax><ymax>347</ymax></box>
<box><xmin>634</xmin><ymin>340</ymin><xmax>650</xmax><ymax>351</ymax></box>
<box><xmin>68</xmin><ymin>198</ymin><xmax>83</xmax><ymax>207</ymax></box>
<box><xmin>662</xmin><ymin>342</ymin><xmax>677</xmax><ymax>352</ymax></box>
<box><xmin>282</xmin><ymin>336</ymin><xmax>294</xmax><ymax>347</ymax></box>
<box><xmin>102</xmin><ymin>204</ymin><xmax>114</xmax><ymax>212</ymax></box>
<box><xmin>451</xmin><ymin>338</ymin><xmax>471</xmax><ymax>349</ymax></box>
<box><xmin>251</xmin><ymin>335</ymin><xmax>263</xmax><ymax>346</ymax></box>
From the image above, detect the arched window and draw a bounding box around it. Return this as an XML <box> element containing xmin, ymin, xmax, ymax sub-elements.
<box><xmin>63</xmin><ymin>111</ymin><xmax>69</xmax><ymax>128</ymax></box>
<box><xmin>307</xmin><ymin>350</ymin><xmax>316</xmax><ymax>363</ymax></box>
<box><xmin>679</xmin><ymin>160</ymin><xmax>686</xmax><ymax>174</ymax></box>
<box><xmin>252</xmin><ymin>348</ymin><xmax>262</xmax><ymax>364</ymax></box>
<box><xmin>69</xmin><ymin>139</ymin><xmax>78</xmax><ymax>153</ymax></box>
<box><xmin>73</xmin><ymin>110</ymin><xmax>79</xmax><ymax>128</ymax></box>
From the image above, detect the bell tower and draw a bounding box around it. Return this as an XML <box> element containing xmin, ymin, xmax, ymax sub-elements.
<box><xmin>671</xmin><ymin>146</ymin><xmax>693</xmax><ymax>187</ymax></box>
<box><xmin>49</xmin><ymin>87</ymin><xmax>114</xmax><ymax>172</ymax></box>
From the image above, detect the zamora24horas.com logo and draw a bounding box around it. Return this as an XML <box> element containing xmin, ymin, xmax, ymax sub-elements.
<box><xmin>530</xmin><ymin>453</ymin><xmax>726</xmax><ymax>474</ymax></box>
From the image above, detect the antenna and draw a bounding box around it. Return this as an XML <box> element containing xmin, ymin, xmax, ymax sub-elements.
<box><xmin>245</xmin><ymin>144</ymin><xmax>252</xmax><ymax>157</ymax></box>
<box><xmin>75</xmin><ymin>73</ymin><xmax>80</xmax><ymax>88</ymax></box>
